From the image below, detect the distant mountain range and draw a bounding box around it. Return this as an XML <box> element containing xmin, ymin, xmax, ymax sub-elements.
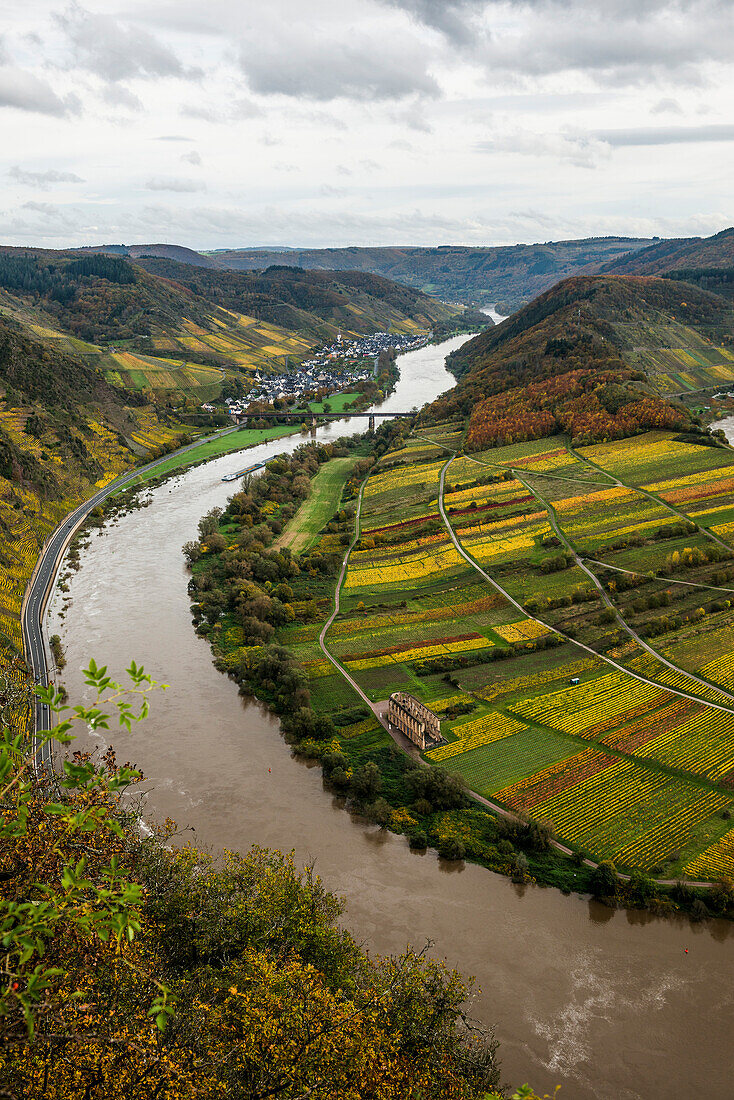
<box><xmin>80</xmin><ymin>237</ymin><xmax>655</xmax><ymax>311</ymax></box>
<box><xmin>79</xmin><ymin>229</ymin><xmax>734</xmax><ymax>313</ymax></box>
<box><xmin>600</xmin><ymin>227</ymin><xmax>734</xmax><ymax>277</ymax></box>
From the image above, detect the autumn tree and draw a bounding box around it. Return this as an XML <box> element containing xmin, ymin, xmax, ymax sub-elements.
<box><xmin>1</xmin><ymin>665</ymin><xmax>503</xmax><ymax>1099</ymax></box>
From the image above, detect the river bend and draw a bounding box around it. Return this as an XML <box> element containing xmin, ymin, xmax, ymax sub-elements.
<box><xmin>48</xmin><ymin>338</ymin><xmax>734</xmax><ymax>1099</ymax></box>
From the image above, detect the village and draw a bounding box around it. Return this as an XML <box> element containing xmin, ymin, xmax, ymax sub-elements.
<box><xmin>201</xmin><ymin>330</ymin><xmax>428</xmax><ymax>419</ymax></box>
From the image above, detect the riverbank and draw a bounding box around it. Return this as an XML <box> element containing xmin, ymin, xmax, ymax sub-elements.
<box><xmin>188</xmin><ymin>430</ymin><xmax>728</xmax><ymax>917</ymax></box>
<box><xmin>111</xmin><ymin>423</ymin><xmax>302</xmax><ymax>495</ymax></box>
<box><xmin>22</xmin><ymin>331</ymin><xmax>441</xmax><ymax>724</ymax></box>
<box><xmin>43</xmin><ymin>335</ymin><xmax>734</xmax><ymax>1100</ymax></box>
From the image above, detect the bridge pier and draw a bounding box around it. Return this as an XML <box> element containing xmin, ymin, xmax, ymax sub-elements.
<box><xmin>310</xmin><ymin>414</ymin><xmax>317</xmax><ymax>429</ymax></box>
<box><xmin>368</xmin><ymin>414</ymin><xmax>375</xmax><ymax>431</ymax></box>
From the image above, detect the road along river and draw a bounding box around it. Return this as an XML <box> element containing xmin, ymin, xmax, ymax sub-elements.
<box><xmin>47</xmin><ymin>337</ymin><xmax>734</xmax><ymax>1100</ymax></box>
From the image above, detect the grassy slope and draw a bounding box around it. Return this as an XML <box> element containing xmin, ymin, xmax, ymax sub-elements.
<box><xmin>274</xmin><ymin>456</ymin><xmax>359</xmax><ymax>554</ymax></box>
<box><xmin>0</xmin><ymin>317</ymin><xmax>189</xmax><ymax>664</ymax></box>
<box><xmin>0</xmin><ymin>249</ymin><xmax>457</xmax><ymax>404</ymax></box>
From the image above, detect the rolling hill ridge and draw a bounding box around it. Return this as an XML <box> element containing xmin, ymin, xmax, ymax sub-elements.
<box><xmin>424</xmin><ymin>274</ymin><xmax>734</xmax><ymax>448</ymax></box>
<box><xmin>198</xmin><ymin>238</ymin><xmax>656</xmax><ymax>311</ymax></box>
<box><xmin>0</xmin><ymin>247</ymin><xmax>456</xmax><ymax>401</ymax></box>
<box><xmin>82</xmin><ymin>237</ymin><xmax>656</xmax><ymax>312</ymax></box>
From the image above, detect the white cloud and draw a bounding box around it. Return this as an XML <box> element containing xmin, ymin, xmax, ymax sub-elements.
<box><xmin>100</xmin><ymin>84</ymin><xmax>144</xmax><ymax>112</ymax></box>
<box><xmin>651</xmin><ymin>97</ymin><xmax>683</xmax><ymax>115</ymax></box>
<box><xmin>382</xmin><ymin>0</ymin><xmax>485</xmax><ymax>45</ymax></box>
<box><xmin>144</xmin><ymin>177</ymin><xmax>206</xmax><ymax>192</ymax></box>
<box><xmin>180</xmin><ymin>97</ymin><xmax>261</xmax><ymax>123</ymax></box>
<box><xmin>9</xmin><ymin>165</ymin><xmax>84</xmax><ymax>185</ymax></box>
<box><xmin>596</xmin><ymin>123</ymin><xmax>734</xmax><ymax>146</ymax></box>
<box><xmin>0</xmin><ymin>65</ymin><xmax>78</xmax><ymax>116</ymax></box>
<box><xmin>238</xmin><ymin>23</ymin><xmax>439</xmax><ymax>101</ymax></box>
<box><xmin>22</xmin><ymin>200</ymin><xmax>61</xmax><ymax>215</ymax></box>
<box><xmin>477</xmin><ymin>129</ymin><xmax>610</xmax><ymax>168</ymax></box>
<box><xmin>54</xmin><ymin>2</ymin><xmax>199</xmax><ymax>82</ymax></box>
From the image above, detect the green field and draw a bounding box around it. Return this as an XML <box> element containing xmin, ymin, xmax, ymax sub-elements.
<box><xmin>305</xmin><ymin>392</ymin><xmax>363</xmax><ymax>415</ymax></box>
<box><xmin>113</xmin><ymin>424</ymin><xmax>302</xmax><ymax>493</ymax></box>
<box><xmin>275</xmin><ymin>456</ymin><xmax>359</xmax><ymax>554</ymax></box>
<box><xmin>300</xmin><ymin>430</ymin><xmax>734</xmax><ymax>878</ymax></box>
<box><xmin>440</xmin><ymin>725</ymin><xmax>577</xmax><ymax>795</ymax></box>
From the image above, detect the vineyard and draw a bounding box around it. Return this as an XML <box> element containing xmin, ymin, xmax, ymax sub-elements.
<box><xmin>306</xmin><ymin>426</ymin><xmax>734</xmax><ymax>878</ymax></box>
<box><xmin>159</xmin><ymin>313</ymin><xmax>312</xmax><ymax>374</ymax></box>
<box><xmin>0</xmin><ymin>388</ymin><xmax>190</xmax><ymax>683</ymax></box>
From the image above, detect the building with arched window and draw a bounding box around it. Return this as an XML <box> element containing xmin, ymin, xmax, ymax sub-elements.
<box><xmin>387</xmin><ymin>692</ymin><xmax>441</xmax><ymax>750</ymax></box>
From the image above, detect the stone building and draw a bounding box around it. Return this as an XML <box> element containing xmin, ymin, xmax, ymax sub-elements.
<box><xmin>387</xmin><ymin>692</ymin><xmax>441</xmax><ymax>750</ymax></box>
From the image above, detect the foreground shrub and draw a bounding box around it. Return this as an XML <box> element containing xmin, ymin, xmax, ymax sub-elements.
<box><xmin>0</xmin><ymin>665</ymin><xmax>503</xmax><ymax>1099</ymax></box>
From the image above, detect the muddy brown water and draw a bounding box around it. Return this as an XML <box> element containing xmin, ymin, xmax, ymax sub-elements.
<box><xmin>47</xmin><ymin>343</ymin><xmax>734</xmax><ymax>1099</ymax></box>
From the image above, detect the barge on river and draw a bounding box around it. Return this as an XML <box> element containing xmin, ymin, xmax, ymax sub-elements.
<box><xmin>222</xmin><ymin>461</ymin><xmax>267</xmax><ymax>482</ymax></box>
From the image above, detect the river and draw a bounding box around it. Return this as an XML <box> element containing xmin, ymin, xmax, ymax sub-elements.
<box><xmin>713</xmin><ymin>415</ymin><xmax>734</xmax><ymax>445</ymax></box>
<box><xmin>48</xmin><ymin>337</ymin><xmax>734</xmax><ymax>1100</ymax></box>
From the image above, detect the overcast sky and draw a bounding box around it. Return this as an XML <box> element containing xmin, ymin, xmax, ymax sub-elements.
<box><xmin>1</xmin><ymin>0</ymin><xmax>733</xmax><ymax>250</ymax></box>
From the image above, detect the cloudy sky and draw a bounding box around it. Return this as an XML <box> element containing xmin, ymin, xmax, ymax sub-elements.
<box><xmin>2</xmin><ymin>0</ymin><xmax>733</xmax><ymax>249</ymax></box>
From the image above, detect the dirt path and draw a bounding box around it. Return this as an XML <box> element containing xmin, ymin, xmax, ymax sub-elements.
<box><xmin>313</xmin><ymin>448</ymin><xmax>718</xmax><ymax>888</ymax></box>
<box><xmin>438</xmin><ymin>457</ymin><xmax>734</xmax><ymax>713</ymax></box>
<box><xmin>568</xmin><ymin>443</ymin><xmax>734</xmax><ymax>554</ymax></box>
<box><xmin>513</xmin><ymin>470</ymin><xmax>734</xmax><ymax>710</ymax></box>
<box><xmin>584</xmin><ymin>557</ymin><xmax>734</xmax><ymax>595</ymax></box>
<box><xmin>318</xmin><ymin>479</ymin><xmax>373</xmax><ymax>710</ymax></box>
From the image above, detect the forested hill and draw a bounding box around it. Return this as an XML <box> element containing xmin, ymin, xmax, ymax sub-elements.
<box><xmin>601</xmin><ymin>227</ymin><xmax>734</xmax><ymax>277</ymax></box>
<box><xmin>0</xmin><ymin>247</ymin><xmax>214</xmax><ymax>345</ymax></box>
<box><xmin>599</xmin><ymin>227</ymin><xmax>734</xmax><ymax>304</ymax></box>
<box><xmin>0</xmin><ymin>247</ymin><xmax>454</xmax><ymax>348</ymax></box>
<box><xmin>423</xmin><ymin>274</ymin><xmax>734</xmax><ymax>450</ymax></box>
<box><xmin>0</xmin><ymin>313</ymin><xmax>124</xmax><ymax>413</ymax></box>
<box><xmin>196</xmin><ymin>237</ymin><xmax>654</xmax><ymax>311</ymax></box>
<box><xmin>73</xmin><ymin>230</ymin><xmax>734</xmax><ymax>313</ymax></box>
<box><xmin>131</xmin><ymin>257</ymin><xmax>453</xmax><ymax>337</ymax></box>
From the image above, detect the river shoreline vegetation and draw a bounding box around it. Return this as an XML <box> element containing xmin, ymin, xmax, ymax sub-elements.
<box><xmin>0</xmin><ymin>250</ymin><xmax>451</xmax><ymax>719</ymax></box>
<box><xmin>0</xmin><ymin>666</ymin><xmax>511</xmax><ymax>1099</ymax></box>
<box><xmin>10</xmin><ymin>232</ymin><xmax>734</xmax><ymax>1092</ymax></box>
<box><xmin>188</xmin><ymin>266</ymin><xmax>734</xmax><ymax>919</ymax></box>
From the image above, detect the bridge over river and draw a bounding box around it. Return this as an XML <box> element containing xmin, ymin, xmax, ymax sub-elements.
<box><xmin>245</xmin><ymin>409</ymin><xmax>417</xmax><ymax>430</ymax></box>
<box><xmin>28</xmin><ymin>333</ymin><xmax>734</xmax><ymax>1100</ymax></box>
